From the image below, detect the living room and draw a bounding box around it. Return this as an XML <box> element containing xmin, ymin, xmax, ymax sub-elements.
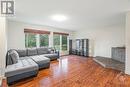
<box><xmin>0</xmin><ymin>0</ymin><xmax>130</xmax><ymax>87</ymax></box>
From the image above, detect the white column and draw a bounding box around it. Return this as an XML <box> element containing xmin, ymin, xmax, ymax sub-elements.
<box><xmin>125</xmin><ymin>12</ymin><xmax>130</xmax><ymax>75</ymax></box>
<box><xmin>36</xmin><ymin>34</ymin><xmax>40</xmax><ymax>47</ymax></box>
<box><xmin>0</xmin><ymin>17</ymin><xmax>7</xmax><ymax>77</ymax></box>
<box><xmin>67</xmin><ymin>36</ymin><xmax>69</xmax><ymax>51</ymax></box>
<box><xmin>60</xmin><ymin>35</ymin><xmax>62</xmax><ymax>51</ymax></box>
<box><xmin>49</xmin><ymin>32</ymin><xmax>53</xmax><ymax>47</ymax></box>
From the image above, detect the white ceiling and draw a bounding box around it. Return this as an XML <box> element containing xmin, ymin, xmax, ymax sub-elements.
<box><xmin>8</xmin><ymin>0</ymin><xmax>130</xmax><ymax>31</ymax></box>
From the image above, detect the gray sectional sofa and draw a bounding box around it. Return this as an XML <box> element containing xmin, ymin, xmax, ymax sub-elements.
<box><xmin>5</xmin><ymin>47</ymin><xmax>59</xmax><ymax>84</ymax></box>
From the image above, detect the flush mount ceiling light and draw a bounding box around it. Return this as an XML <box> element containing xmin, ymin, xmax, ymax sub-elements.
<box><xmin>51</xmin><ymin>14</ymin><xmax>67</xmax><ymax>22</ymax></box>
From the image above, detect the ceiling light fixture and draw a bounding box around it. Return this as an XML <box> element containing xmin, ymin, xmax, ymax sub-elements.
<box><xmin>51</xmin><ymin>14</ymin><xmax>67</xmax><ymax>22</ymax></box>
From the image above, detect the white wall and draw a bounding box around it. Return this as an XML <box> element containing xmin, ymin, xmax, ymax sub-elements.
<box><xmin>8</xmin><ymin>20</ymin><xmax>125</xmax><ymax>58</ymax></box>
<box><xmin>125</xmin><ymin>12</ymin><xmax>130</xmax><ymax>75</ymax></box>
<box><xmin>0</xmin><ymin>17</ymin><xmax>7</xmax><ymax>77</ymax></box>
<box><xmin>7</xmin><ymin>20</ymin><xmax>74</xmax><ymax>50</ymax></box>
<box><xmin>75</xmin><ymin>25</ymin><xmax>125</xmax><ymax>57</ymax></box>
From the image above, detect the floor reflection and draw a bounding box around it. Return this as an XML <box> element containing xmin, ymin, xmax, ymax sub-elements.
<box><xmin>52</xmin><ymin>57</ymin><xmax>68</xmax><ymax>78</ymax></box>
<box><xmin>59</xmin><ymin>57</ymin><xmax>68</xmax><ymax>73</ymax></box>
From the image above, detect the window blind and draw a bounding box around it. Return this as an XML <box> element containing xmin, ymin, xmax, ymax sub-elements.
<box><xmin>24</xmin><ymin>29</ymin><xmax>50</xmax><ymax>34</ymax></box>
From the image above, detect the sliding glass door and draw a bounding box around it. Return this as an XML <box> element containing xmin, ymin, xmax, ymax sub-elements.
<box><xmin>53</xmin><ymin>34</ymin><xmax>68</xmax><ymax>55</ymax></box>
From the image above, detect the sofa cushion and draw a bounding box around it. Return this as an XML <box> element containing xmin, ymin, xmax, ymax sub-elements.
<box><xmin>16</xmin><ymin>49</ymin><xmax>27</xmax><ymax>57</ymax></box>
<box><xmin>27</xmin><ymin>48</ymin><xmax>38</xmax><ymax>56</ymax></box>
<box><xmin>30</xmin><ymin>55</ymin><xmax>50</xmax><ymax>64</ymax></box>
<box><xmin>5</xmin><ymin>58</ymin><xmax>38</xmax><ymax>77</ymax></box>
<box><xmin>19</xmin><ymin>56</ymin><xmax>31</xmax><ymax>60</ymax></box>
<box><xmin>43</xmin><ymin>54</ymin><xmax>58</xmax><ymax>58</ymax></box>
<box><xmin>43</xmin><ymin>54</ymin><xmax>58</xmax><ymax>60</ymax></box>
<box><xmin>30</xmin><ymin>55</ymin><xmax>50</xmax><ymax>69</ymax></box>
<box><xmin>37</xmin><ymin>47</ymin><xmax>49</xmax><ymax>55</ymax></box>
<box><xmin>7</xmin><ymin>50</ymin><xmax>19</xmax><ymax>65</ymax></box>
<box><xmin>6</xmin><ymin>52</ymin><xmax>13</xmax><ymax>65</ymax></box>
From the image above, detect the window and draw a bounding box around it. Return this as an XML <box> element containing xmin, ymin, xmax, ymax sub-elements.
<box><xmin>53</xmin><ymin>34</ymin><xmax>60</xmax><ymax>50</ymax></box>
<box><xmin>25</xmin><ymin>34</ymin><xmax>49</xmax><ymax>48</ymax></box>
<box><xmin>62</xmin><ymin>35</ymin><xmax>67</xmax><ymax>51</ymax></box>
<box><xmin>40</xmin><ymin>34</ymin><xmax>49</xmax><ymax>47</ymax></box>
<box><xmin>25</xmin><ymin>33</ymin><xmax>36</xmax><ymax>48</ymax></box>
<box><xmin>24</xmin><ymin>29</ymin><xmax>50</xmax><ymax>48</ymax></box>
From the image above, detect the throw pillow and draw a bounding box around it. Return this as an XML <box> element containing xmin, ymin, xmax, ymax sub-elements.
<box><xmin>9</xmin><ymin>50</ymin><xmax>19</xmax><ymax>64</ymax></box>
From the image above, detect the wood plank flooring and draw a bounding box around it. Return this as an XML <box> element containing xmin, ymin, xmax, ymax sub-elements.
<box><xmin>11</xmin><ymin>55</ymin><xmax>130</xmax><ymax>87</ymax></box>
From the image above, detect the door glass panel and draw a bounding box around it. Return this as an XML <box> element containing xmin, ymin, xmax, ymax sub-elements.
<box><xmin>40</xmin><ymin>34</ymin><xmax>49</xmax><ymax>47</ymax></box>
<box><xmin>53</xmin><ymin>34</ymin><xmax>60</xmax><ymax>50</ymax></box>
<box><xmin>62</xmin><ymin>35</ymin><xmax>67</xmax><ymax>51</ymax></box>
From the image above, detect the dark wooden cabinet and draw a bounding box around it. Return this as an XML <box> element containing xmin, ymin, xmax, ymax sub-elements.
<box><xmin>69</xmin><ymin>39</ymin><xmax>89</xmax><ymax>57</ymax></box>
<box><xmin>69</xmin><ymin>40</ymin><xmax>72</xmax><ymax>54</ymax></box>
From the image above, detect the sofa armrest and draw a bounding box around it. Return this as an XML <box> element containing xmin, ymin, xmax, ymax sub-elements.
<box><xmin>48</xmin><ymin>47</ymin><xmax>60</xmax><ymax>58</ymax></box>
<box><xmin>54</xmin><ymin>50</ymin><xmax>60</xmax><ymax>58</ymax></box>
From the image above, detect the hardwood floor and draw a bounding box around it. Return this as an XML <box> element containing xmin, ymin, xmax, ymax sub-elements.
<box><xmin>11</xmin><ymin>55</ymin><xmax>130</xmax><ymax>87</ymax></box>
